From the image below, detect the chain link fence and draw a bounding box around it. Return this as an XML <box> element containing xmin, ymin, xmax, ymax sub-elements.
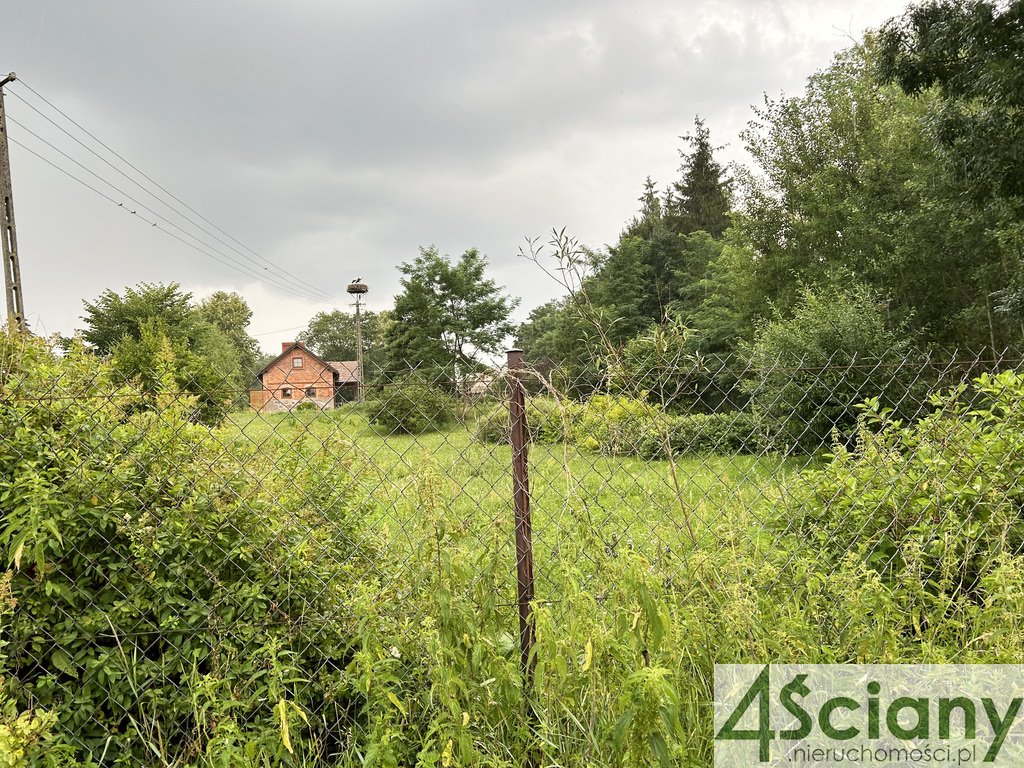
<box><xmin>2</xmin><ymin>331</ymin><xmax>1024</xmax><ymax>765</ymax></box>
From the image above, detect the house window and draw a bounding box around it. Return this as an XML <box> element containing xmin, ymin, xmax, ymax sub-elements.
<box><xmin>305</xmin><ymin>386</ymin><xmax>317</xmax><ymax>398</ymax></box>
<box><xmin>281</xmin><ymin>388</ymin><xmax>292</xmax><ymax>399</ymax></box>
<box><xmin>292</xmin><ymin>357</ymin><xmax>303</xmax><ymax>368</ymax></box>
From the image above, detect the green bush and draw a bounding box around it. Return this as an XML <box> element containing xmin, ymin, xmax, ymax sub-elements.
<box><xmin>743</xmin><ymin>285</ymin><xmax>926</xmax><ymax>454</ymax></box>
<box><xmin>638</xmin><ymin>411</ymin><xmax>761</xmax><ymax>458</ymax></box>
<box><xmin>478</xmin><ymin>394</ymin><xmax>741</xmax><ymax>459</ymax></box>
<box><xmin>475</xmin><ymin>394</ymin><xmax>759</xmax><ymax>459</ymax></box>
<box><xmin>570</xmin><ymin>394</ymin><xmax>663</xmax><ymax>456</ymax></box>
<box><xmin>791</xmin><ymin>370</ymin><xmax>1024</xmax><ymax>602</ymax></box>
<box><xmin>4</xmin><ymin>333</ymin><xmax>1024</xmax><ymax>766</ymax></box>
<box><xmin>0</xmin><ymin>572</ymin><xmax>77</xmax><ymax>766</ymax></box>
<box><xmin>619</xmin><ymin>316</ymin><xmax>746</xmax><ymax>413</ymax></box>
<box><xmin>366</xmin><ymin>377</ymin><xmax>458</xmax><ymax>434</ymax></box>
<box><xmin>474</xmin><ymin>396</ymin><xmax>571</xmax><ymax>444</ymax></box>
<box><xmin>472</xmin><ymin>401</ymin><xmax>508</xmax><ymax>443</ymax></box>
<box><xmin>0</xmin><ymin>334</ymin><xmax>371</xmax><ymax>763</ymax></box>
<box><xmin>109</xmin><ymin>319</ymin><xmax>239</xmax><ymax>426</ymax></box>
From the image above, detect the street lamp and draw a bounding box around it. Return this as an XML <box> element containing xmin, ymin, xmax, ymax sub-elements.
<box><xmin>346</xmin><ymin>278</ymin><xmax>368</xmax><ymax>401</ymax></box>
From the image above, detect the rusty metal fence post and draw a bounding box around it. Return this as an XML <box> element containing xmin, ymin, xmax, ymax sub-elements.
<box><xmin>507</xmin><ymin>349</ymin><xmax>537</xmax><ymax>691</ymax></box>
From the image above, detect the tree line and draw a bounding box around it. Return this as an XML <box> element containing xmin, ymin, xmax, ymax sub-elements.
<box><xmin>520</xmin><ymin>0</ymin><xmax>1024</xmax><ymax>393</ymax></box>
<box><xmin>70</xmin><ymin>247</ymin><xmax>519</xmax><ymax>421</ymax></box>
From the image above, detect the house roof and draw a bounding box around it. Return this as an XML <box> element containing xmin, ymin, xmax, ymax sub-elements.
<box><xmin>329</xmin><ymin>361</ymin><xmax>360</xmax><ymax>384</ymax></box>
<box><xmin>253</xmin><ymin>341</ymin><xmax>359</xmax><ymax>383</ymax></box>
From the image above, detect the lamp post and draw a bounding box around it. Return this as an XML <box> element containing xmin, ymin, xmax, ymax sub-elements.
<box><xmin>346</xmin><ymin>279</ymin><xmax>368</xmax><ymax>401</ymax></box>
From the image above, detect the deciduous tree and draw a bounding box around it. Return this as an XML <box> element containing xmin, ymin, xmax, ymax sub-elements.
<box><xmin>877</xmin><ymin>0</ymin><xmax>1024</xmax><ymax>200</ymax></box>
<box><xmin>80</xmin><ymin>282</ymin><xmax>245</xmax><ymax>422</ymax></box>
<box><xmin>81</xmin><ymin>282</ymin><xmax>194</xmax><ymax>354</ymax></box>
<box><xmin>195</xmin><ymin>290</ymin><xmax>261</xmax><ymax>374</ymax></box>
<box><xmin>385</xmin><ymin>247</ymin><xmax>518</xmax><ymax>376</ymax></box>
<box><xmin>299</xmin><ymin>309</ymin><xmax>389</xmax><ymax>376</ymax></box>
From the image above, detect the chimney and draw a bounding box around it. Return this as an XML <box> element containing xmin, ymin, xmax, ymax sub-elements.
<box><xmin>282</xmin><ymin>341</ymin><xmax>294</xmax><ymax>353</ymax></box>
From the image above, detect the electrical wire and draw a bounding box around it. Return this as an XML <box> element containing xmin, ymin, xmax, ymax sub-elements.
<box><xmin>6</xmin><ymin>87</ymin><xmax>339</xmax><ymax>303</ymax></box>
<box><xmin>249</xmin><ymin>324</ymin><xmax>309</xmax><ymax>337</ymax></box>
<box><xmin>8</xmin><ymin>118</ymin><xmax>331</xmax><ymax>302</ymax></box>
<box><xmin>6</xmin><ymin>78</ymin><xmax>344</xmax><ymax>303</ymax></box>
<box><xmin>8</xmin><ymin>136</ymin><xmax>332</xmax><ymax>303</ymax></box>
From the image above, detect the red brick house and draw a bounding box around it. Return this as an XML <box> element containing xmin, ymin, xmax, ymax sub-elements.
<box><xmin>249</xmin><ymin>341</ymin><xmax>360</xmax><ymax>412</ymax></box>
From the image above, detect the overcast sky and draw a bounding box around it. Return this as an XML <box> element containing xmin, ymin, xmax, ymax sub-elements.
<box><xmin>4</xmin><ymin>0</ymin><xmax>909</xmax><ymax>354</ymax></box>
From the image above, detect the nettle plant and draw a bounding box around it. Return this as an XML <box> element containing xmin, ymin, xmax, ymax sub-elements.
<box><xmin>0</xmin><ymin>334</ymin><xmax>373</xmax><ymax>764</ymax></box>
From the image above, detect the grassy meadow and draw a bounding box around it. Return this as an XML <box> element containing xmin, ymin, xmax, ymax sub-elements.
<box><xmin>224</xmin><ymin>404</ymin><xmax>797</xmax><ymax>586</ymax></box>
<box><xmin>211</xmin><ymin>403</ymin><xmax>812</xmax><ymax>763</ymax></box>
<box><xmin>212</xmin><ymin>394</ymin><xmax>1024</xmax><ymax>764</ymax></box>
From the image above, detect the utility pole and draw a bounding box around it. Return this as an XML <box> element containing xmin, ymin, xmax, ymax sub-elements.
<box><xmin>347</xmin><ymin>279</ymin><xmax>368</xmax><ymax>401</ymax></box>
<box><xmin>0</xmin><ymin>72</ymin><xmax>26</xmax><ymax>333</ymax></box>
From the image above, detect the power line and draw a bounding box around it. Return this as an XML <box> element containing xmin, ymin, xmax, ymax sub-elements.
<box><xmin>10</xmin><ymin>78</ymin><xmax>339</xmax><ymax>301</ymax></box>
<box><xmin>6</xmin><ymin>87</ymin><xmax>338</xmax><ymax>303</ymax></box>
<box><xmin>9</xmin><ymin>137</ymin><xmax>121</xmax><ymax>205</ymax></box>
<box><xmin>8</xmin><ymin>135</ymin><xmax>300</xmax><ymax>295</ymax></box>
<box><xmin>7</xmin><ymin>117</ymin><xmax>329</xmax><ymax>302</ymax></box>
<box><xmin>7</xmin><ymin>78</ymin><xmax>344</xmax><ymax>304</ymax></box>
<box><xmin>8</xmin><ymin>136</ymin><xmax>333</xmax><ymax>303</ymax></box>
<box><xmin>9</xmin><ymin>127</ymin><xmax>324</xmax><ymax>302</ymax></box>
<box><xmin>15</xmin><ymin>78</ymin><xmax>287</xmax><ymax>264</ymax></box>
<box><xmin>250</xmin><ymin>324</ymin><xmax>308</xmax><ymax>337</ymax></box>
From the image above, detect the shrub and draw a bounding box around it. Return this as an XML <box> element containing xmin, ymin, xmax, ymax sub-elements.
<box><xmin>366</xmin><ymin>376</ymin><xmax>458</xmax><ymax>434</ymax></box>
<box><xmin>637</xmin><ymin>411</ymin><xmax>761</xmax><ymax>458</ymax></box>
<box><xmin>0</xmin><ymin>572</ymin><xmax>77</xmax><ymax>766</ymax></box>
<box><xmin>619</xmin><ymin>316</ymin><xmax>746</xmax><ymax>413</ymax></box>
<box><xmin>0</xmin><ymin>334</ymin><xmax>370</xmax><ymax>762</ymax></box>
<box><xmin>570</xmin><ymin>394</ymin><xmax>663</xmax><ymax>456</ymax></box>
<box><xmin>477</xmin><ymin>394</ymin><xmax>716</xmax><ymax>458</ymax></box>
<box><xmin>475</xmin><ymin>394</ymin><xmax>759</xmax><ymax>459</ymax></box>
<box><xmin>743</xmin><ymin>285</ymin><xmax>927</xmax><ymax>454</ymax></box>
<box><xmin>109</xmin><ymin>320</ymin><xmax>238</xmax><ymax>426</ymax></box>
<box><xmin>472</xmin><ymin>401</ymin><xmax>507</xmax><ymax>443</ymax></box>
<box><xmin>791</xmin><ymin>370</ymin><xmax>1024</xmax><ymax>603</ymax></box>
<box><xmin>474</xmin><ymin>396</ymin><xmax>571</xmax><ymax>444</ymax></box>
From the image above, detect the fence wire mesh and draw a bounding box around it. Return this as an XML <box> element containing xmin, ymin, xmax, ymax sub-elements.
<box><xmin>2</xmin><ymin>331</ymin><xmax>1024</xmax><ymax>766</ymax></box>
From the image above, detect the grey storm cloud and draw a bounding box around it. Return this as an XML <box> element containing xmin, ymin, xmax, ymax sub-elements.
<box><xmin>4</xmin><ymin>0</ymin><xmax>909</xmax><ymax>350</ymax></box>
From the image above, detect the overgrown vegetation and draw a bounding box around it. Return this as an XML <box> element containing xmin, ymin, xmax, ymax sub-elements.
<box><xmin>743</xmin><ymin>285</ymin><xmax>927</xmax><ymax>453</ymax></box>
<box><xmin>8</xmin><ymin>1</ymin><xmax>1024</xmax><ymax>763</ymax></box>
<box><xmin>3</xmin><ymin>330</ymin><xmax>1024</xmax><ymax>764</ymax></box>
<box><xmin>515</xmin><ymin>1</ymin><xmax>1024</xmax><ymax>455</ymax></box>
<box><xmin>79</xmin><ymin>283</ymin><xmax>262</xmax><ymax>423</ymax></box>
<box><xmin>0</xmin><ymin>335</ymin><xmax>372</xmax><ymax>764</ymax></box>
<box><xmin>478</xmin><ymin>394</ymin><xmax>759</xmax><ymax>459</ymax></box>
<box><xmin>474</xmin><ymin>395</ymin><xmax>568</xmax><ymax>444</ymax></box>
<box><xmin>795</xmin><ymin>370</ymin><xmax>1024</xmax><ymax>613</ymax></box>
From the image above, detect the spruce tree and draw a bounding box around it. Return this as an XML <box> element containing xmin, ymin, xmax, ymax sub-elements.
<box><xmin>669</xmin><ymin>118</ymin><xmax>731</xmax><ymax>237</ymax></box>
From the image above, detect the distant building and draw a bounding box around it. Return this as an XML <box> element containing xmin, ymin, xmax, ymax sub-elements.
<box><xmin>249</xmin><ymin>341</ymin><xmax>360</xmax><ymax>412</ymax></box>
<box><xmin>465</xmin><ymin>369</ymin><xmax>500</xmax><ymax>398</ymax></box>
